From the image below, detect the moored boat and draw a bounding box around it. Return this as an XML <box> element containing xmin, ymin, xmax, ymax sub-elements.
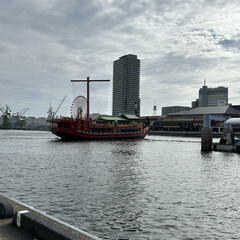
<box><xmin>212</xmin><ymin>118</ymin><xmax>240</xmax><ymax>152</ymax></box>
<box><xmin>47</xmin><ymin>77</ymin><xmax>149</xmax><ymax>140</ymax></box>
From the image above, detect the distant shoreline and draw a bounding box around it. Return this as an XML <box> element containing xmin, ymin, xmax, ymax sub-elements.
<box><xmin>0</xmin><ymin>128</ymin><xmax>49</xmax><ymax>132</ymax></box>
<box><xmin>149</xmin><ymin>130</ymin><xmax>222</xmax><ymax>138</ymax></box>
<box><xmin>0</xmin><ymin>129</ymin><xmax>235</xmax><ymax>139</ymax></box>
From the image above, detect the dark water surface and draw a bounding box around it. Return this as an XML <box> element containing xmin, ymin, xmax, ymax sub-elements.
<box><xmin>1</xmin><ymin>130</ymin><xmax>240</xmax><ymax>239</ymax></box>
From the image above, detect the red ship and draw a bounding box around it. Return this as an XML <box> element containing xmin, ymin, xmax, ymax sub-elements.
<box><xmin>47</xmin><ymin>77</ymin><xmax>149</xmax><ymax>140</ymax></box>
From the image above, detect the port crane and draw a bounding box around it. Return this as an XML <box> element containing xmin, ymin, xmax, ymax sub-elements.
<box><xmin>48</xmin><ymin>96</ymin><xmax>67</xmax><ymax>118</ymax></box>
<box><xmin>0</xmin><ymin>104</ymin><xmax>11</xmax><ymax>117</ymax></box>
<box><xmin>12</xmin><ymin>108</ymin><xmax>29</xmax><ymax>117</ymax></box>
<box><xmin>19</xmin><ymin>108</ymin><xmax>29</xmax><ymax>116</ymax></box>
<box><xmin>0</xmin><ymin>104</ymin><xmax>11</xmax><ymax>128</ymax></box>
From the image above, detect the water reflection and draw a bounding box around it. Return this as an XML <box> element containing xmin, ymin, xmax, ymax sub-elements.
<box><xmin>200</xmin><ymin>150</ymin><xmax>213</xmax><ymax>159</ymax></box>
<box><xmin>1</xmin><ymin>131</ymin><xmax>240</xmax><ymax>239</ymax></box>
<box><xmin>101</xmin><ymin>141</ymin><xmax>146</xmax><ymax>239</ymax></box>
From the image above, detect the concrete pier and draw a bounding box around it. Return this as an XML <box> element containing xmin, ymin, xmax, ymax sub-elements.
<box><xmin>0</xmin><ymin>194</ymin><xmax>101</xmax><ymax>240</ymax></box>
<box><xmin>201</xmin><ymin>128</ymin><xmax>213</xmax><ymax>151</ymax></box>
<box><xmin>201</xmin><ymin>114</ymin><xmax>213</xmax><ymax>151</ymax></box>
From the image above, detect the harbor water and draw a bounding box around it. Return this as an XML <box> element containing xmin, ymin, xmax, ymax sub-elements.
<box><xmin>1</xmin><ymin>130</ymin><xmax>240</xmax><ymax>239</ymax></box>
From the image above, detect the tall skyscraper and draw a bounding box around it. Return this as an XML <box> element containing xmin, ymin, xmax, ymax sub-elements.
<box><xmin>112</xmin><ymin>54</ymin><xmax>140</xmax><ymax>116</ymax></box>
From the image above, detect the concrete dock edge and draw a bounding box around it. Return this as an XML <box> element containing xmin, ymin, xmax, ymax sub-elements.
<box><xmin>0</xmin><ymin>193</ymin><xmax>102</xmax><ymax>240</ymax></box>
<box><xmin>0</xmin><ymin>198</ymin><xmax>14</xmax><ymax>219</ymax></box>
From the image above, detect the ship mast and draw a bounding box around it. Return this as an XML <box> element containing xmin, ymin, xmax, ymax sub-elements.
<box><xmin>71</xmin><ymin>77</ymin><xmax>110</xmax><ymax>121</ymax></box>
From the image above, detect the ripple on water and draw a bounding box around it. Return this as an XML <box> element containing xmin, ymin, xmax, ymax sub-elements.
<box><xmin>1</xmin><ymin>131</ymin><xmax>240</xmax><ymax>239</ymax></box>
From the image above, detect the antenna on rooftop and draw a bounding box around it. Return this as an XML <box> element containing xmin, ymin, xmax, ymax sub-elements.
<box><xmin>204</xmin><ymin>79</ymin><xmax>206</xmax><ymax>86</ymax></box>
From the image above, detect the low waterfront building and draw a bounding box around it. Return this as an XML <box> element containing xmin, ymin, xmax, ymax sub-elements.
<box><xmin>162</xmin><ymin>106</ymin><xmax>190</xmax><ymax>115</ymax></box>
<box><xmin>141</xmin><ymin>106</ymin><xmax>240</xmax><ymax>133</ymax></box>
<box><xmin>25</xmin><ymin>117</ymin><xmax>48</xmax><ymax>130</ymax></box>
<box><xmin>191</xmin><ymin>99</ymin><xmax>199</xmax><ymax>109</ymax></box>
<box><xmin>0</xmin><ymin>116</ymin><xmax>48</xmax><ymax>130</ymax></box>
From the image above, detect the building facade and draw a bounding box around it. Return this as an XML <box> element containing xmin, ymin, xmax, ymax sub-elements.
<box><xmin>191</xmin><ymin>99</ymin><xmax>199</xmax><ymax>109</ymax></box>
<box><xmin>162</xmin><ymin>106</ymin><xmax>190</xmax><ymax>115</ymax></box>
<box><xmin>112</xmin><ymin>54</ymin><xmax>140</xmax><ymax>116</ymax></box>
<box><xmin>199</xmin><ymin>85</ymin><xmax>228</xmax><ymax>107</ymax></box>
<box><xmin>141</xmin><ymin>106</ymin><xmax>240</xmax><ymax>133</ymax></box>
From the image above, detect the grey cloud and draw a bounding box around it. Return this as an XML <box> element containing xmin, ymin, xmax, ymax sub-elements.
<box><xmin>1</xmin><ymin>0</ymin><xmax>240</xmax><ymax>116</ymax></box>
<box><xmin>218</xmin><ymin>39</ymin><xmax>240</xmax><ymax>51</ymax></box>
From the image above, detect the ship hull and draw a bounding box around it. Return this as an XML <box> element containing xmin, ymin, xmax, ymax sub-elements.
<box><xmin>47</xmin><ymin>118</ymin><xmax>149</xmax><ymax>141</ymax></box>
<box><xmin>51</xmin><ymin>130</ymin><xmax>147</xmax><ymax>141</ymax></box>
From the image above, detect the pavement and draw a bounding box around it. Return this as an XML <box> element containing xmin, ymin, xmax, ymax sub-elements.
<box><xmin>0</xmin><ymin>194</ymin><xmax>101</xmax><ymax>240</ymax></box>
<box><xmin>0</xmin><ymin>217</ymin><xmax>33</xmax><ymax>240</ymax></box>
<box><xmin>0</xmin><ymin>194</ymin><xmax>33</xmax><ymax>240</ymax></box>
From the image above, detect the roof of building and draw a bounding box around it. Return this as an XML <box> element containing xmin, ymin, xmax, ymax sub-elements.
<box><xmin>168</xmin><ymin>106</ymin><xmax>240</xmax><ymax>116</ymax></box>
<box><xmin>162</xmin><ymin>106</ymin><xmax>190</xmax><ymax>108</ymax></box>
<box><xmin>122</xmin><ymin>114</ymin><xmax>139</xmax><ymax>120</ymax></box>
<box><xmin>99</xmin><ymin>114</ymin><xmax>140</xmax><ymax>121</ymax></box>
<box><xmin>99</xmin><ymin>116</ymin><xmax>127</xmax><ymax>121</ymax></box>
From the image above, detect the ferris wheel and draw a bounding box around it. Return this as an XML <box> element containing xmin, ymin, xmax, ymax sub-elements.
<box><xmin>70</xmin><ymin>95</ymin><xmax>87</xmax><ymax>119</ymax></box>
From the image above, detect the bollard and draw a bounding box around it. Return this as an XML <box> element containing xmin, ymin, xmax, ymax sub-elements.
<box><xmin>0</xmin><ymin>198</ymin><xmax>14</xmax><ymax>219</ymax></box>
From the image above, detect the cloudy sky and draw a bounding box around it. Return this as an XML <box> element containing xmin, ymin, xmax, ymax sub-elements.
<box><xmin>1</xmin><ymin>0</ymin><xmax>240</xmax><ymax>117</ymax></box>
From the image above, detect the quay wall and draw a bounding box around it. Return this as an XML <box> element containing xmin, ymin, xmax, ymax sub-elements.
<box><xmin>149</xmin><ymin>130</ymin><xmax>222</xmax><ymax>138</ymax></box>
<box><xmin>0</xmin><ymin>194</ymin><xmax>101</xmax><ymax>240</ymax></box>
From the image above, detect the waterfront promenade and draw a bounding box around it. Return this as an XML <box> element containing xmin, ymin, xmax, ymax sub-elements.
<box><xmin>149</xmin><ymin>130</ymin><xmax>222</xmax><ymax>137</ymax></box>
<box><xmin>0</xmin><ymin>194</ymin><xmax>101</xmax><ymax>240</ymax></box>
<box><xmin>0</xmin><ymin>217</ymin><xmax>32</xmax><ymax>240</ymax></box>
<box><xmin>0</xmin><ymin>194</ymin><xmax>32</xmax><ymax>240</ymax></box>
